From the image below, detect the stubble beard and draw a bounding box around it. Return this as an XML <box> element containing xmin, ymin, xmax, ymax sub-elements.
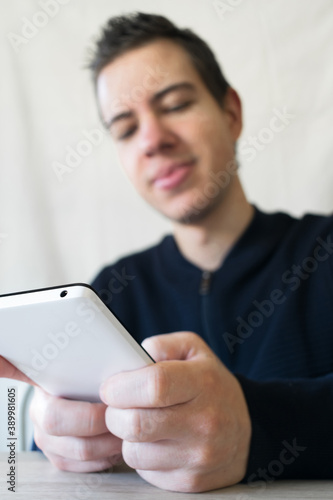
<box><xmin>172</xmin><ymin>187</ymin><xmax>227</xmax><ymax>225</ymax></box>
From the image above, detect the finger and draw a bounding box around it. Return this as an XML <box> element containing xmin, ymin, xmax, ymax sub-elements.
<box><xmin>100</xmin><ymin>358</ymin><xmax>204</xmax><ymax>409</ymax></box>
<box><xmin>141</xmin><ymin>331</ymin><xmax>211</xmax><ymax>362</ymax></box>
<box><xmin>122</xmin><ymin>439</ymin><xmax>189</xmax><ymax>471</ymax></box>
<box><xmin>105</xmin><ymin>405</ymin><xmax>193</xmax><ymax>442</ymax></box>
<box><xmin>30</xmin><ymin>387</ymin><xmax>108</xmax><ymax>436</ymax></box>
<box><xmin>0</xmin><ymin>356</ymin><xmax>35</xmax><ymax>385</ymax></box>
<box><xmin>136</xmin><ymin>468</ymin><xmax>201</xmax><ymax>493</ymax></box>
<box><xmin>43</xmin><ymin>450</ymin><xmax>123</xmax><ymax>473</ymax></box>
<box><xmin>34</xmin><ymin>426</ymin><xmax>122</xmax><ymax>462</ymax></box>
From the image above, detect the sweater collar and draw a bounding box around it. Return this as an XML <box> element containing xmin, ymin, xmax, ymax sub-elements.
<box><xmin>158</xmin><ymin>206</ymin><xmax>293</xmax><ymax>275</ymax></box>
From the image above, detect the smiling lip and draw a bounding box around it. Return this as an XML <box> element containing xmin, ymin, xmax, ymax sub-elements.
<box><xmin>152</xmin><ymin>160</ymin><xmax>195</xmax><ymax>191</ymax></box>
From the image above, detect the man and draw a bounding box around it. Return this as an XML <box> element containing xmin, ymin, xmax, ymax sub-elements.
<box><xmin>23</xmin><ymin>12</ymin><xmax>333</xmax><ymax>492</ymax></box>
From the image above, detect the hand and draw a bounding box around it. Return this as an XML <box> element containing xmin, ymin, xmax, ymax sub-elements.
<box><xmin>100</xmin><ymin>332</ymin><xmax>252</xmax><ymax>493</ymax></box>
<box><xmin>29</xmin><ymin>387</ymin><xmax>123</xmax><ymax>472</ymax></box>
<box><xmin>0</xmin><ymin>356</ymin><xmax>34</xmax><ymax>384</ymax></box>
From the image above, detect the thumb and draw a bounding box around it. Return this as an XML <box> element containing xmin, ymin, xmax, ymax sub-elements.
<box><xmin>0</xmin><ymin>356</ymin><xmax>35</xmax><ymax>385</ymax></box>
<box><xmin>141</xmin><ymin>331</ymin><xmax>211</xmax><ymax>362</ymax></box>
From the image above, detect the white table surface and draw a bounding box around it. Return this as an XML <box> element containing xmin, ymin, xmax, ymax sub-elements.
<box><xmin>0</xmin><ymin>452</ymin><xmax>332</xmax><ymax>499</ymax></box>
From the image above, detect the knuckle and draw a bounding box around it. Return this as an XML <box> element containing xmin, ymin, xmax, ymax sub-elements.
<box><xmin>84</xmin><ymin>402</ymin><xmax>100</xmax><ymax>434</ymax></box>
<box><xmin>40</xmin><ymin>403</ymin><xmax>60</xmax><ymax>436</ymax></box>
<box><xmin>197</xmin><ymin>408</ymin><xmax>221</xmax><ymax>439</ymax></box>
<box><xmin>192</xmin><ymin>442</ymin><xmax>217</xmax><ymax>470</ymax></box>
<box><xmin>147</xmin><ymin>364</ymin><xmax>169</xmax><ymax>406</ymax></box>
<box><xmin>49</xmin><ymin>454</ymin><xmax>70</xmax><ymax>471</ymax></box>
<box><xmin>202</xmin><ymin>365</ymin><xmax>218</xmax><ymax>391</ymax></box>
<box><xmin>127</xmin><ymin>411</ymin><xmax>149</xmax><ymax>442</ymax></box>
<box><xmin>29</xmin><ymin>389</ymin><xmax>62</xmax><ymax>436</ymax></box>
<box><xmin>72</xmin><ymin>438</ymin><xmax>93</xmax><ymax>462</ymax></box>
<box><xmin>184</xmin><ymin>475</ymin><xmax>202</xmax><ymax>493</ymax></box>
<box><xmin>174</xmin><ymin>470</ymin><xmax>205</xmax><ymax>493</ymax></box>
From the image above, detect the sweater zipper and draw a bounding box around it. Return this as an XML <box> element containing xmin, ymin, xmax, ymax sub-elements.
<box><xmin>199</xmin><ymin>270</ymin><xmax>213</xmax><ymax>344</ymax></box>
<box><xmin>199</xmin><ymin>270</ymin><xmax>212</xmax><ymax>295</ymax></box>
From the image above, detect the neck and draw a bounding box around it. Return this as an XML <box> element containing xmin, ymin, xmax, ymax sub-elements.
<box><xmin>173</xmin><ymin>176</ymin><xmax>254</xmax><ymax>271</ymax></box>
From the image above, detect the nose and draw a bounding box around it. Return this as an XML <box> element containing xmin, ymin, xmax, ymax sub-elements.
<box><xmin>137</xmin><ymin>112</ymin><xmax>177</xmax><ymax>157</ymax></box>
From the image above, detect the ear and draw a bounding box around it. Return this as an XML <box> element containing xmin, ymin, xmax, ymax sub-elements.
<box><xmin>221</xmin><ymin>87</ymin><xmax>243</xmax><ymax>141</ymax></box>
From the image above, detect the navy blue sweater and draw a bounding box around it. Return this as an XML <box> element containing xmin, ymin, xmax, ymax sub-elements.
<box><xmin>91</xmin><ymin>207</ymin><xmax>333</xmax><ymax>482</ymax></box>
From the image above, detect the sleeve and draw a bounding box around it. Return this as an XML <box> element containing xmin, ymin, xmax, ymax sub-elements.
<box><xmin>235</xmin><ymin>373</ymin><xmax>333</xmax><ymax>482</ymax></box>
<box><xmin>90</xmin><ymin>266</ymin><xmax>108</xmax><ymax>294</ymax></box>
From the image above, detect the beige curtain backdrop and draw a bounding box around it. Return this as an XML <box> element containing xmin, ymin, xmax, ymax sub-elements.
<box><xmin>0</xmin><ymin>0</ymin><xmax>333</xmax><ymax>450</ymax></box>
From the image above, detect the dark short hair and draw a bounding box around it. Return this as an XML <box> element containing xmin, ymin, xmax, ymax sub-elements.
<box><xmin>88</xmin><ymin>12</ymin><xmax>230</xmax><ymax>107</ymax></box>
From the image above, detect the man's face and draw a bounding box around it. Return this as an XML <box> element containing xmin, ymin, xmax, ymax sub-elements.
<box><xmin>97</xmin><ymin>39</ymin><xmax>242</xmax><ymax>223</ymax></box>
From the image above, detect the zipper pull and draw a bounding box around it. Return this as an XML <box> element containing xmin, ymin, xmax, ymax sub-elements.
<box><xmin>199</xmin><ymin>271</ymin><xmax>212</xmax><ymax>295</ymax></box>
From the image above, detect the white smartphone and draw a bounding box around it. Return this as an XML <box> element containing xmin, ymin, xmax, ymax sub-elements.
<box><xmin>0</xmin><ymin>283</ymin><xmax>154</xmax><ymax>402</ymax></box>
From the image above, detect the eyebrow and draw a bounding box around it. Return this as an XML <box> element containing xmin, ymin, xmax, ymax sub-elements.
<box><xmin>104</xmin><ymin>82</ymin><xmax>196</xmax><ymax>130</ymax></box>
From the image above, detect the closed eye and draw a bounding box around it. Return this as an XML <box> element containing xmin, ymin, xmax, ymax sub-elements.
<box><xmin>116</xmin><ymin>101</ymin><xmax>193</xmax><ymax>140</ymax></box>
<box><xmin>118</xmin><ymin>126</ymin><xmax>137</xmax><ymax>141</ymax></box>
<box><xmin>163</xmin><ymin>101</ymin><xmax>192</xmax><ymax>113</ymax></box>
